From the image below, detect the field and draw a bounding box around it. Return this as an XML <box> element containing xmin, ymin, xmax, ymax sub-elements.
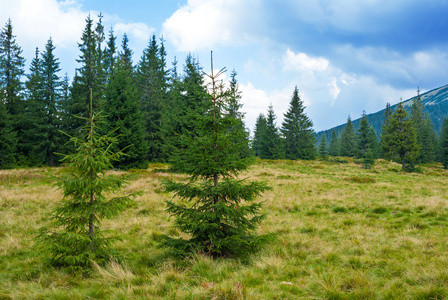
<box><xmin>1</xmin><ymin>158</ymin><xmax>448</xmax><ymax>299</ymax></box>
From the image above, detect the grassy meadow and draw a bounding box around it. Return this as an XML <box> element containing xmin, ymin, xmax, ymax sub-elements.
<box><xmin>1</xmin><ymin>158</ymin><xmax>448</xmax><ymax>299</ymax></box>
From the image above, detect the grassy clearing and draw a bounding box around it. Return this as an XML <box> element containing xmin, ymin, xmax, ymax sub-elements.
<box><xmin>1</xmin><ymin>159</ymin><xmax>448</xmax><ymax>299</ymax></box>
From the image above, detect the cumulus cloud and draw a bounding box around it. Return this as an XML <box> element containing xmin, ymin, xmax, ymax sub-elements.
<box><xmin>162</xmin><ymin>0</ymin><xmax>261</xmax><ymax>52</ymax></box>
<box><xmin>114</xmin><ymin>22</ymin><xmax>155</xmax><ymax>44</ymax></box>
<box><xmin>283</xmin><ymin>49</ymin><xmax>329</xmax><ymax>73</ymax></box>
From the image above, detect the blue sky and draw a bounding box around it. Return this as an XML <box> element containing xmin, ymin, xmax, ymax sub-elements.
<box><xmin>2</xmin><ymin>0</ymin><xmax>448</xmax><ymax>132</ymax></box>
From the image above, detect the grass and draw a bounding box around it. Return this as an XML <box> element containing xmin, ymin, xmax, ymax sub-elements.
<box><xmin>1</xmin><ymin>159</ymin><xmax>448</xmax><ymax>299</ymax></box>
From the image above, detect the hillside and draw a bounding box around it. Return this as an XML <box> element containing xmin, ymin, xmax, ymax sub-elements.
<box><xmin>316</xmin><ymin>84</ymin><xmax>448</xmax><ymax>141</ymax></box>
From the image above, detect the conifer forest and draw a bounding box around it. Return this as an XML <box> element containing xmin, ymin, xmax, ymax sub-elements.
<box><xmin>2</xmin><ymin>14</ymin><xmax>448</xmax><ymax>299</ymax></box>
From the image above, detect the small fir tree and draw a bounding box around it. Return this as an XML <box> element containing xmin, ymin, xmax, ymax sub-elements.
<box><xmin>439</xmin><ymin>117</ymin><xmax>448</xmax><ymax>169</ymax></box>
<box><xmin>163</xmin><ymin>54</ymin><xmax>271</xmax><ymax>257</ymax></box>
<box><xmin>36</xmin><ymin>90</ymin><xmax>137</xmax><ymax>269</ymax></box>
<box><xmin>381</xmin><ymin>102</ymin><xmax>420</xmax><ymax>170</ymax></box>
<box><xmin>263</xmin><ymin>104</ymin><xmax>284</xmax><ymax>159</ymax></box>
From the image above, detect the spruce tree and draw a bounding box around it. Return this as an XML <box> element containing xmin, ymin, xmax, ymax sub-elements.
<box><xmin>69</xmin><ymin>15</ymin><xmax>104</xmax><ymax>135</ymax></box>
<box><xmin>36</xmin><ymin>90</ymin><xmax>137</xmax><ymax>269</ymax></box>
<box><xmin>328</xmin><ymin>129</ymin><xmax>339</xmax><ymax>156</ymax></box>
<box><xmin>380</xmin><ymin>103</ymin><xmax>392</xmax><ymax>158</ymax></box>
<box><xmin>104</xmin><ymin>34</ymin><xmax>148</xmax><ymax>169</ymax></box>
<box><xmin>339</xmin><ymin>116</ymin><xmax>356</xmax><ymax>157</ymax></box>
<box><xmin>318</xmin><ymin>134</ymin><xmax>328</xmax><ymax>161</ymax></box>
<box><xmin>0</xmin><ymin>91</ymin><xmax>17</xmax><ymax>169</ymax></box>
<box><xmin>137</xmin><ymin>35</ymin><xmax>168</xmax><ymax>162</ymax></box>
<box><xmin>0</xmin><ymin>19</ymin><xmax>25</xmax><ymax>165</ymax></box>
<box><xmin>381</xmin><ymin>102</ymin><xmax>420</xmax><ymax>170</ymax></box>
<box><xmin>356</xmin><ymin>111</ymin><xmax>377</xmax><ymax>160</ymax></box>
<box><xmin>281</xmin><ymin>86</ymin><xmax>315</xmax><ymax>160</ymax></box>
<box><xmin>252</xmin><ymin>114</ymin><xmax>268</xmax><ymax>158</ymax></box>
<box><xmin>163</xmin><ymin>55</ymin><xmax>270</xmax><ymax>257</ymax></box>
<box><xmin>410</xmin><ymin>90</ymin><xmax>438</xmax><ymax>163</ymax></box>
<box><xmin>263</xmin><ymin>104</ymin><xmax>284</xmax><ymax>159</ymax></box>
<box><xmin>439</xmin><ymin>117</ymin><xmax>448</xmax><ymax>169</ymax></box>
<box><xmin>36</xmin><ymin>37</ymin><xmax>63</xmax><ymax>166</ymax></box>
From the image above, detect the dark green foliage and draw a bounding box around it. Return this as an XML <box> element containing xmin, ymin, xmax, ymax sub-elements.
<box><xmin>35</xmin><ymin>94</ymin><xmax>136</xmax><ymax>270</ymax></box>
<box><xmin>0</xmin><ymin>94</ymin><xmax>17</xmax><ymax>169</ymax></box>
<box><xmin>318</xmin><ymin>134</ymin><xmax>328</xmax><ymax>161</ymax></box>
<box><xmin>0</xmin><ymin>19</ymin><xmax>24</xmax><ymax>167</ymax></box>
<box><xmin>356</xmin><ymin>111</ymin><xmax>378</xmax><ymax>165</ymax></box>
<box><xmin>339</xmin><ymin>116</ymin><xmax>356</xmax><ymax>157</ymax></box>
<box><xmin>381</xmin><ymin>102</ymin><xmax>420</xmax><ymax>170</ymax></box>
<box><xmin>68</xmin><ymin>15</ymin><xmax>105</xmax><ymax>136</ymax></box>
<box><xmin>137</xmin><ymin>35</ymin><xmax>168</xmax><ymax>162</ymax></box>
<box><xmin>34</xmin><ymin>37</ymin><xmax>63</xmax><ymax>166</ymax></box>
<box><xmin>163</xmin><ymin>57</ymin><xmax>270</xmax><ymax>257</ymax></box>
<box><xmin>281</xmin><ymin>86</ymin><xmax>316</xmax><ymax>160</ymax></box>
<box><xmin>410</xmin><ymin>90</ymin><xmax>438</xmax><ymax>163</ymax></box>
<box><xmin>439</xmin><ymin>117</ymin><xmax>448</xmax><ymax>169</ymax></box>
<box><xmin>104</xmin><ymin>34</ymin><xmax>148</xmax><ymax>169</ymax></box>
<box><xmin>262</xmin><ymin>104</ymin><xmax>284</xmax><ymax>159</ymax></box>
<box><xmin>328</xmin><ymin>129</ymin><xmax>339</xmax><ymax>156</ymax></box>
<box><xmin>252</xmin><ymin>114</ymin><xmax>268</xmax><ymax>158</ymax></box>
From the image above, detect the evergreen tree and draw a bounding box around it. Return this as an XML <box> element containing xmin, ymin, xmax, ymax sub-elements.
<box><xmin>380</xmin><ymin>103</ymin><xmax>392</xmax><ymax>158</ymax></box>
<box><xmin>381</xmin><ymin>102</ymin><xmax>420</xmax><ymax>170</ymax></box>
<box><xmin>226</xmin><ymin>69</ymin><xmax>251</xmax><ymax>158</ymax></box>
<box><xmin>103</xmin><ymin>27</ymin><xmax>116</xmax><ymax>85</ymax></box>
<box><xmin>410</xmin><ymin>90</ymin><xmax>438</xmax><ymax>163</ymax></box>
<box><xmin>0</xmin><ymin>19</ymin><xmax>25</xmax><ymax>165</ymax></box>
<box><xmin>36</xmin><ymin>37</ymin><xmax>63</xmax><ymax>166</ymax></box>
<box><xmin>0</xmin><ymin>89</ymin><xmax>17</xmax><ymax>169</ymax></box>
<box><xmin>328</xmin><ymin>129</ymin><xmax>339</xmax><ymax>156</ymax></box>
<box><xmin>137</xmin><ymin>35</ymin><xmax>168</xmax><ymax>162</ymax></box>
<box><xmin>356</xmin><ymin>111</ymin><xmax>378</xmax><ymax>160</ymax></box>
<box><xmin>439</xmin><ymin>117</ymin><xmax>448</xmax><ymax>169</ymax></box>
<box><xmin>69</xmin><ymin>15</ymin><xmax>104</xmax><ymax>135</ymax></box>
<box><xmin>163</xmin><ymin>56</ymin><xmax>270</xmax><ymax>256</ymax></box>
<box><xmin>104</xmin><ymin>34</ymin><xmax>148</xmax><ymax>169</ymax></box>
<box><xmin>22</xmin><ymin>48</ymin><xmax>44</xmax><ymax>165</ymax></box>
<box><xmin>252</xmin><ymin>114</ymin><xmax>268</xmax><ymax>158</ymax></box>
<box><xmin>36</xmin><ymin>91</ymin><xmax>136</xmax><ymax>270</ymax></box>
<box><xmin>339</xmin><ymin>116</ymin><xmax>356</xmax><ymax>157</ymax></box>
<box><xmin>263</xmin><ymin>104</ymin><xmax>284</xmax><ymax>159</ymax></box>
<box><xmin>318</xmin><ymin>134</ymin><xmax>328</xmax><ymax>161</ymax></box>
<box><xmin>281</xmin><ymin>86</ymin><xmax>315</xmax><ymax>160</ymax></box>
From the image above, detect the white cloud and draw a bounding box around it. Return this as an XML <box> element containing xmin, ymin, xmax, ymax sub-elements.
<box><xmin>283</xmin><ymin>49</ymin><xmax>329</xmax><ymax>73</ymax></box>
<box><xmin>162</xmin><ymin>0</ymin><xmax>260</xmax><ymax>52</ymax></box>
<box><xmin>114</xmin><ymin>22</ymin><xmax>155</xmax><ymax>43</ymax></box>
<box><xmin>327</xmin><ymin>77</ymin><xmax>340</xmax><ymax>100</ymax></box>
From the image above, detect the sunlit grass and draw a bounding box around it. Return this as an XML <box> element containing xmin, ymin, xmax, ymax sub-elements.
<box><xmin>1</xmin><ymin>159</ymin><xmax>448</xmax><ymax>299</ymax></box>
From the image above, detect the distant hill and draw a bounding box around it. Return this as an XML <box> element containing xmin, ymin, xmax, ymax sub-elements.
<box><xmin>316</xmin><ymin>84</ymin><xmax>448</xmax><ymax>141</ymax></box>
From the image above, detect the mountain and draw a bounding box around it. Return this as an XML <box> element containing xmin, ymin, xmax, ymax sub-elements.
<box><xmin>316</xmin><ymin>84</ymin><xmax>448</xmax><ymax>141</ymax></box>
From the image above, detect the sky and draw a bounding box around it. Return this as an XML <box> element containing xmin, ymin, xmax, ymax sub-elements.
<box><xmin>1</xmin><ymin>0</ymin><xmax>448</xmax><ymax>132</ymax></box>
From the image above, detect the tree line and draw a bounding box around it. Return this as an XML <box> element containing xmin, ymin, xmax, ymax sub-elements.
<box><xmin>0</xmin><ymin>15</ymin><xmax>249</xmax><ymax>170</ymax></box>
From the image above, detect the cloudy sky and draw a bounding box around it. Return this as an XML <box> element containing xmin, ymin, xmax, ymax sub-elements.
<box><xmin>2</xmin><ymin>0</ymin><xmax>448</xmax><ymax>132</ymax></box>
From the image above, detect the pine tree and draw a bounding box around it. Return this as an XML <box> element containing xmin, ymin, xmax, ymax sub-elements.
<box><xmin>339</xmin><ymin>116</ymin><xmax>356</xmax><ymax>157</ymax></box>
<box><xmin>252</xmin><ymin>114</ymin><xmax>268</xmax><ymax>158</ymax></box>
<box><xmin>263</xmin><ymin>104</ymin><xmax>284</xmax><ymax>159</ymax></box>
<box><xmin>380</xmin><ymin>103</ymin><xmax>392</xmax><ymax>158</ymax></box>
<box><xmin>281</xmin><ymin>86</ymin><xmax>315</xmax><ymax>160</ymax></box>
<box><xmin>381</xmin><ymin>102</ymin><xmax>420</xmax><ymax>170</ymax></box>
<box><xmin>0</xmin><ymin>90</ymin><xmax>17</xmax><ymax>169</ymax></box>
<box><xmin>163</xmin><ymin>55</ymin><xmax>271</xmax><ymax>256</ymax></box>
<box><xmin>104</xmin><ymin>34</ymin><xmax>148</xmax><ymax>169</ymax></box>
<box><xmin>318</xmin><ymin>134</ymin><xmax>328</xmax><ymax>161</ymax></box>
<box><xmin>328</xmin><ymin>129</ymin><xmax>339</xmax><ymax>156</ymax></box>
<box><xmin>356</xmin><ymin>111</ymin><xmax>377</xmax><ymax>160</ymax></box>
<box><xmin>439</xmin><ymin>117</ymin><xmax>448</xmax><ymax>169</ymax></box>
<box><xmin>36</xmin><ymin>90</ymin><xmax>137</xmax><ymax>270</ymax></box>
<box><xmin>410</xmin><ymin>90</ymin><xmax>438</xmax><ymax>163</ymax></box>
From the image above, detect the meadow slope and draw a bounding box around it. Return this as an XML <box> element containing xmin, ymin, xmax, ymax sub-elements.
<box><xmin>1</xmin><ymin>159</ymin><xmax>448</xmax><ymax>299</ymax></box>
